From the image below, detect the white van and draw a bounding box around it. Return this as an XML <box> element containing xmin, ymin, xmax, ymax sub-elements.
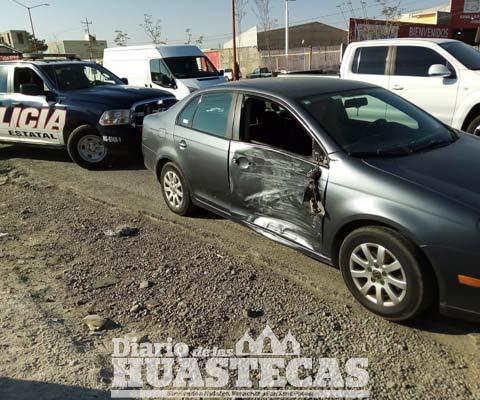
<box><xmin>104</xmin><ymin>45</ymin><xmax>226</xmax><ymax>99</ymax></box>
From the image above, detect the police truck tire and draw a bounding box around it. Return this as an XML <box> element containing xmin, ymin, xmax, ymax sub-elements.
<box><xmin>67</xmin><ymin>125</ymin><xmax>110</xmax><ymax>170</ymax></box>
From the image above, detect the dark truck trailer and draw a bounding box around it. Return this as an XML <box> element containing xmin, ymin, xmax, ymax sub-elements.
<box><xmin>0</xmin><ymin>54</ymin><xmax>176</xmax><ymax>169</ymax></box>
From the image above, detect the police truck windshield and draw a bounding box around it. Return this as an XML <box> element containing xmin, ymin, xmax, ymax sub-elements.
<box><xmin>42</xmin><ymin>63</ymin><xmax>123</xmax><ymax>91</ymax></box>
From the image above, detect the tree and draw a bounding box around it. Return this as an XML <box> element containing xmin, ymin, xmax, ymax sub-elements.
<box><xmin>235</xmin><ymin>0</ymin><xmax>249</xmax><ymax>65</ymax></box>
<box><xmin>140</xmin><ymin>14</ymin><xmax>164</xmax><ymax>45</ymax></box>
<box><xmin>252</xmin><ymin>0</ymin><xmax>275</xmax><ymax>69</ymax></box>
<box><xmin>26</xmin><ymin>33</ymin><xmax>47</xmax><ymax>53</ymax></box>
<box><xmin>376</xmin><ymin>0</ymin><xmax>403</xmax><ymax>38</ymax></box>
<box><xmin>114</xmin><ymin>30</ymin><xmax>130</xmax><ymax>47</ymax></box>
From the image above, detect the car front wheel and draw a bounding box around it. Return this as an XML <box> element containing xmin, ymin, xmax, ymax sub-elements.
<box><xmin>160</xmin><ymin>162</ymin><xmax>194</xmax><ymax>216</ymax></box>
<box><xmin>339</xmin><ymin>226</ymin><xmax>434</xmax><ymax>321</ymax></box>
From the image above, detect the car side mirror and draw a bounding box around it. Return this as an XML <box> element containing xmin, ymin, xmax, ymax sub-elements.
<box><xmin>219</xmin><ymin>69</ymin><xmax>224</xmax><ymax>76</ymax></box>
<box><xmin>19</xmin><ymin>83</ymin><xmax>43</xmax><ymax>96</ymax></box>
<box><xmin>428</xmin><ymin>64</ymin><xmax>453</xmax><ymax>78</ymax></box>
<box><xmin>120</xmin><ymin>77</ymin><xmax>129</xmax><ymax>85</ymax></box>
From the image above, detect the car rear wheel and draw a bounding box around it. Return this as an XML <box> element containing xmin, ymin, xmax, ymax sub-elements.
<box><xmin>466</xmin><ymin>115</ymin><xmax>480</xmax><ymax>136</ymax></box>
<box><xmin>67</xmin><ymin>125</ymin><xmax>110</xmax><ymax>170</ymax></box>
<box><xmin>160</xmin><ymin>162</ymin><xmax>194</xmax><ymax>216</ymax></box>
<box><xmin>339</xmin><ymin>226</ymin><xmax>434</xmax><ymax>321</ymax></box>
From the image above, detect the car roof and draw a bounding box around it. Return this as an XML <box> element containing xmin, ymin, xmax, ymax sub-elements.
<box><xmin>351</xmin><ymin>38</ymin><xmax>456</xmax><ymax>45</ymax></box>
<box><xmin>0</xmin><ymin>60</ymin><xmax>95</xmax><ymax>66</ymax></box>
<box><xmin>217</xmin><ymin>77</ymin><xmax>376</xmax><ymax>99</ymax></box>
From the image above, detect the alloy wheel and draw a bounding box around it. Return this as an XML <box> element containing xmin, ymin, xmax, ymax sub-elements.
<box><xmin>349</xmin><ymin>243</ymin><xmax>407</xmax><ymax>307</ymax></box>
<box><xmin>163</xmin><ymin>170</ymin><xmax>184</xmax><ymax>210</ymax></box>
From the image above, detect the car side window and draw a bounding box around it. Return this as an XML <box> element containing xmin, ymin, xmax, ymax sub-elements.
<box><xmin>240</xmin><ymin>96</ymin><xmax>319</xmax><ymax>159</ymax></box>
<box><xmin>177</xmin><ymin>96</ymin><xmax>200</xmax><ymax>128</ymax></box>
<box><xmin>191</xmin><ymin>92</ymin><xmax>234</xmax><ymax>138</ymax></box>
<box><xmin>0</xmin><ymin>66</ymin><xmax>8</xmax><ymax>93</ymax></box>
<box><xmin>13</xmin><ymin>67</ymin><xmax>48</xmax><ymax>94</ymax></box>
<box><xmin>394</xmin><ymin>46</ymin><xmax>448</xmax><ymax>77</ymax></box>
<box><xmin>352</xmin><ymin>46</ymin><xmax>389</xmax><ymax>75</ymax></box>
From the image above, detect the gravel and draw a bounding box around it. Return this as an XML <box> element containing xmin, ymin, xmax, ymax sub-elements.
<box><xmin>0</xmin><ymin>165</ymin><xmax>478</xmax><ymax>399</ymax></box>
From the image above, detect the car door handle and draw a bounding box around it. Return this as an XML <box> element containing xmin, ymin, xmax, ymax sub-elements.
<box><xmin>392</xmin><ymin>85</ymin><xmax>403</xmax><ymax>91</ymax></box>
<box><xmin>11</xmin><ymin>101</ymin><xmax>23</xmax><ymax>107</ymax></box>
<box><xmin>178</xmin><ymin>140</ymin><xmax>187</xmax><ymax>150</ymax></box>
<box><xmin>232</xmin><ymin>156</ymin><xmax>252</xmax><ymax>169</ymax></box>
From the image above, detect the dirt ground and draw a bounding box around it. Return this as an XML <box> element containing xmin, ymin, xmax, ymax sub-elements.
<box><xmin>0</xmin><ymin>162</ymin><xmax>479</xmax><ymax>400</ymax></box>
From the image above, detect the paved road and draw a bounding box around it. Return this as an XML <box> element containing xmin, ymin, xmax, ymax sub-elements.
<box><xmin>1</xmin><ymin>144</ymin><xmax>479</xmax><ymax>360</ymax></box>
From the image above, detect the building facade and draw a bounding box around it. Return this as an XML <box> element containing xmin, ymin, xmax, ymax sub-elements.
<box><xmin>47</xmin><ymin>34</ymin><xmax>107</xmax><ymax>60</ymax></box>
<box><xmin>0</xmin><ymin>30</ymin><xmax>30</xmax><ymax>52</ymax></box>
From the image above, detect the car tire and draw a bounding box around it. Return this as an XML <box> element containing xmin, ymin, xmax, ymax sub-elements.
<box><xmin>160</xmin><ymin>162</ymin><xmax>195</xmax><ymax>216</ymax></box>
<box><xmin>67</xmin><ymin>125</ymin><xmax>110</xmax><ymax>170</ymax></box>
<box><xmin>339</xmin><ymin>226</ymin><xmax>434</xmax><ymax>321</ymax></box>
<box><xmin>466</xmin><ymin>115</ymin><xmax>480</xmax><ymax>135</ymax></box>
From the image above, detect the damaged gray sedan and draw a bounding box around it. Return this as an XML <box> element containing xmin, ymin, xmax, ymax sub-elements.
<box><xmin>142</xmin><ymin>77</ymin><xmax>480</xmax><ymax>322</ymax></box>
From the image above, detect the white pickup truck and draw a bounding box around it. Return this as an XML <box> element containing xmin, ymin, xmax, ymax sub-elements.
<box><xmin>340</xmin><ymin>38</ymin><xmax>480</xmax><ymax>134</ymax></box>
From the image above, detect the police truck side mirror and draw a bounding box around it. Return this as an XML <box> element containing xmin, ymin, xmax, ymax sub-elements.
<box><xmin>120</xmin><ymin>77</ymin><xmax>129</xmax><ymax>85</ymax></box>
<box><xmin>19</xmin><ymin>83</ymin><xmax>43</xmax><ymax>96</ymax></box>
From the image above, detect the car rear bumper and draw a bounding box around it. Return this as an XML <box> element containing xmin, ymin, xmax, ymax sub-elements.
<box><xmin>423</xmin><ymin>245</ymin><xmax>480</xmax><ymax>321</ymax></box>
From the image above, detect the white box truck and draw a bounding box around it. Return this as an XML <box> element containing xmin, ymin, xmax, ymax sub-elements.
<box><xmin>104</xmin><ymin>45</ymin><xmax>227</xmax><ymax>100</ymax></box>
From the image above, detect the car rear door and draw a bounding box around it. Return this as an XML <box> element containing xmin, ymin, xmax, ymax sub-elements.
<box><xmin>173</xmin><ymin>91</ymin><xmax>236</xmax><ymax>213</ymax></box>
<box><xmin>388</xmin><ymin>45</ymin><xmax>459</xmax><ymax>125</ymax></box>
<box><xmin>347</xmin><ymin>45</ymin><xmax>391</xmax><ymax>90</ymax></box>
<box><xmin>228</xmin><ymin>95</ymin><xmax>329</xmax><ymax>254</ymax></box>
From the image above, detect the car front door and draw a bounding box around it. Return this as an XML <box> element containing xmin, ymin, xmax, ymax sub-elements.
<box><xmin>7</xmin><ymin>66</ymin><xmax>63</xmax><ymax>145</ymax></box>
<box><xmin>389</xmin><ymin>45</ymin><xmax>459</xmax><ymax>125</ymax></box>
<box><xmin>228</xmin><ymin>95</ymin><xmax>329</xmax><ymax>254</ymax></box>
<box><xmin>173</xmin><ymin>91</ymin><xmax>236</xmax><ymax>213</ymax></box>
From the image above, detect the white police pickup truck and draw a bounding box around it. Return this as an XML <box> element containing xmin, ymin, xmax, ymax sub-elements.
<box><xmin>0</xmin><ymin>54</ymin><xmax>176</xmax><ymax>169</ymax></box>
<box><xmin>340</xmin><ymin>38</ymin><xmax>480</xmax><ymax>134</ymax></box>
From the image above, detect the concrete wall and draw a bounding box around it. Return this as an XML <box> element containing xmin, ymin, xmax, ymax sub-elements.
<box><xmin>219</xmin><ymin>47</ymin><xmax>261</xmax><ymax>77</ymax></box>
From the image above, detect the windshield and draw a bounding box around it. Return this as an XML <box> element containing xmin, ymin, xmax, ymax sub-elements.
<box><xmin>439</xmin><ymin>41</ymin><xmax>480</xmax><ymax>70</ymax></box>
<box><xmin>41</xmin><ymin>63</ymin><xmax>123</xmax><ymax>91</ymax></box>
<box><xmin>300</xmin><ymin>88</ymin><xmax>457</xmax><ymax>157</ymax></box>
<box><xmin>162</xmin><ymin>56</ymin><xmax>219</xmax><ymax>79</ymax></box>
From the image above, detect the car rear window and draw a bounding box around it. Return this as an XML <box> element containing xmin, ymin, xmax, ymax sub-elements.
<box><xmin>352</xmin><ymin>46</ymin><xmax>388</xmax><ymax>75</ymax></box>
<box><xmin>191</xmin><ymin>93</ymin><xmax>233</xmax><ymax>138</ymax></box>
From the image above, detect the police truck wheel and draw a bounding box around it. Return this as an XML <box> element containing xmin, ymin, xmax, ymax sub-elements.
<box><xmin>67</xmin><ymin>125</ymin><xmax>109</xmax><ymax>170</ymax></box>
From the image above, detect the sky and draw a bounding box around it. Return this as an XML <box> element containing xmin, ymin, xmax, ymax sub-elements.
<box><xmin>0</xmin><ymin>0</ymin><xmax>446</xmax><ymax>48</ymax></box>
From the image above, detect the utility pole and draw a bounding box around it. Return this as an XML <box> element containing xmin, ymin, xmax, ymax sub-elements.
<box><xmin>81</xmin><ymin>17</ymin><xmax>94</xmax><ymax>60</ymax></box>
<box><xmin>232</xmin><ymin>0</ymin><xmax>238</xmax><ymax>81</ymax></box>
<box><xmin>12</xmin><ymin>0</ymin><xmax>49</xmax><ymax>52</ymax></box>
<box><xmin>285</xmin><ymin>0</ymin><xmax>296</xmax><ymax>71</ymax></box>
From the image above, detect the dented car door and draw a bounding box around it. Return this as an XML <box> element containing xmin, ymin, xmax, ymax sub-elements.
<box><xmin>229</xmin><ymin>142</ymin><xmax>329</xmax><ymax>253</ymax></box>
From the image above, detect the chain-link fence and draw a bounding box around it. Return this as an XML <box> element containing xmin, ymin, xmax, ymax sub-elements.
<box><xmin>260</xmin><ymin>45</ymin><xmax>343</xmax><ymax>72</ymax></box>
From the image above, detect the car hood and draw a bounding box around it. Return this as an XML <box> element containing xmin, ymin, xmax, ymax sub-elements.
<box><xmin>363</xmin><ymin>134</ymin><xmax>480</xmax><ymax>211</ymax></box>
<box><xmin>179</xmin><ymin>76</ymin><xmax>227</xmax><ymax>89</ymax></box>
<box><xmin>63</xmin><ymin>85</ymin><xmax>173</xmax><ymax>107</ymax></box>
